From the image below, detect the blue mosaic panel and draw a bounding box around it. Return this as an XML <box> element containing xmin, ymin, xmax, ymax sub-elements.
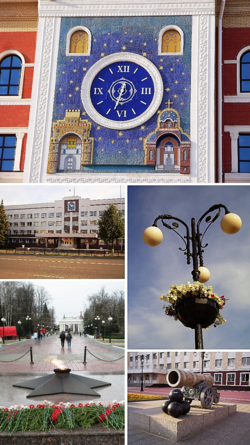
<box><xmin>53</xmin><ymin>16</ymin><xmax>192</xmax><ymax>170</ymax></box>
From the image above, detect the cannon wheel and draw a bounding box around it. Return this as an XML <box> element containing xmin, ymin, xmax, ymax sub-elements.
<box><xmin>200</xmin><ymin>386</ymin><xmax>213</xmax><ymax>409</ymax></box>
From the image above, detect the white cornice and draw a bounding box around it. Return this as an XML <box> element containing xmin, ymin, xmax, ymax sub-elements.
<box><xmin>39</xmin><ymin>1</ymin><xmax>215</xmax><ymax>17</ymax></box>
<box><xmin>224</xmin><ymin>96</ymin><xmax>250</xmax><ymax>103</ymax></box>
<box><xmin>0</xmin><ymin>99</ymin><xmax>31</xmax><ymax>105</ymax></box>
<box><xmin>45</xmin><ymin>173</ymin><xmax>190</xmax><ymax>183</ymax></box>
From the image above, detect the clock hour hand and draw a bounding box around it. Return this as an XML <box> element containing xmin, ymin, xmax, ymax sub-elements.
<box><xmin>114</xmin><ymin>82</ymin><xmax>126</xmax><ymax>109</ymax></box>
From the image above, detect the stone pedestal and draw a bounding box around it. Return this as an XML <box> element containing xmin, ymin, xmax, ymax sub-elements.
<box><xmin>128</xmin><ymin>400</ymin><xmax>236</xmax><ymax>442</ymax></box>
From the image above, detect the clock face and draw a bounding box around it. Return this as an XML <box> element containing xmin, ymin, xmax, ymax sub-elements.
<box><xmin>82</xmin><ymin>53</ymin><xmax>163</xmax><ymax>130</ymax></box>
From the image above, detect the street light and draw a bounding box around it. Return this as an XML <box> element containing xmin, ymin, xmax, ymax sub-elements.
<box><xmin>143</xmin><ymin>204</ymin><xmax>242</xmax><ymax>349</ymax></box>
<box><xmin>140</xmin><ymin>354</ymin><xmax>144</xmax><ymax>392</ymax></box>
<box><xmin>95</xmin><ymin>316</ymin><xmax>100</xmax><ymax>336</ymax></box>
<box><xmin>1</xmin><ymin>318</ymin><xmax>6</xmax><ymax>344</ymax></box>
<box><xmin>102</xmin><ymin>320</ymin><xmax>105</xmax><ymax>341</ymax></box>
<box><xmin>108</xmin><ymin>314</ymin><xmax>113</xmax><ymax>344</ymax></box>
<box><xmin>26</xmin><ymin>316</ymin><xmax>32</xmax><ymax>338</ymax></box>
<box><xmin>17</xmin><ymin>320</ymin><xmax>22</xmax><ymax>341</ymax></box>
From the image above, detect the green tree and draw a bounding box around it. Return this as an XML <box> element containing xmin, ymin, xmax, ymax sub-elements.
<box><xmin>98</xmin><ymin>204</ymin><xmax>124</xmax><ymax>254</ymax></box>
<box><xmin>0</xmin><ymin>200</ymin><xmax>10</xmax><ymax>247</ymax></box>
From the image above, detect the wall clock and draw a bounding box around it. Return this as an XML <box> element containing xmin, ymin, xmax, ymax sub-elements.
<box><xmin>81</xmin><ymin>52</ymin><xmax>164</xmax><ymax>130</ymax></box>
<box><xmin>68</xmin><ymin>202</ymin><xmax>76</xmax><ymax>211</ymax></box>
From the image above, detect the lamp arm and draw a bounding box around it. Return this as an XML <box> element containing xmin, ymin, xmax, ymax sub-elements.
<box><xmin>153</xmin><ymin>214</ymin><xmax>191</xmax><ymax>264</ymax></box>
<box><xmin>196</xmin><ymin>204</ymin><xmax>230</xmax><ymax>266</ymax></box>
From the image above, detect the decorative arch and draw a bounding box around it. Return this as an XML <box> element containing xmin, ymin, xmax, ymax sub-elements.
<box><xmin>66</xmin><ymin>26</ymin><xmax>91</xmax><ymax>56</ymax></box>
<box><xmin>237</xmin><ymin>46</ymin><xmax>250</xmax><ymax>95</ymax></box>
<box><xmin>64</xmin><ymin>154</ymin><xmax>77</xmax><ymax>171</ymax></box>
<box><xmin>158</xmin><ymin>25</ymin><xmax>184</xmax><ymax>56</ymax></box>
<box><xmin>0</xmin><ymin>50</ymin><xmax>25</xmax><ymax>98</ymax></box>
<box><xmin>58</xmin><ymin>133</ymin><xmax>82</xmax><ymax>171</ymax></box>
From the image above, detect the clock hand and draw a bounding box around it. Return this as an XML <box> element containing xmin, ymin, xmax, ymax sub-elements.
<box><xmin>114</xmin><ymin>82</ymin><xmax>126</xmax><ymax>109</ymax></box>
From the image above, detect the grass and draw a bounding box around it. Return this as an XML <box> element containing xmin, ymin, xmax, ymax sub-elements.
<box><xmin>128</xmin><ymin>393</ymin><xmax>167</xmax><ymax>402</ymax></box>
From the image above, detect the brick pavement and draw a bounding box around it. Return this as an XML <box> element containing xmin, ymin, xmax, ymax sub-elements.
<box><xmin>128</xmin><ymin>403</ymin><xmax>250</xmax><ymax>444</ymax></box>
<box><xmin>0</xmin><ymin>335</ymin><xmax>124</xmax><ymax>372</ymax></box>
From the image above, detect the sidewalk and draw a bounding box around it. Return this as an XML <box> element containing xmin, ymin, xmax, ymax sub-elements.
<box><xmin>0</xmin><ymin>334</ymin><xmax>124</xmax><ymax>372</ymax></box>
<box><xmin>128</xmin><ymin>403</ymin><xmax>250</xmax><ymax>445</ymax></box>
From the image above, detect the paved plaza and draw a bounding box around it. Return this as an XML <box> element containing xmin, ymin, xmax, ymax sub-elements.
<box><xmin>0</xmin><ymin>254</ymin><xmax>124</xmax><ymax>279</ymax></box>
<box><xmin>0</xmin><ymin>335</ymin><xmax>125</xmax><ymax>407</ymax></box>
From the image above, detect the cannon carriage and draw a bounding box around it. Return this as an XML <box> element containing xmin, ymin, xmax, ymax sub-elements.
<box><xmin>167</xmin><ymin>369</ymin><xmax>220</xmax><ymax>409</ymax></box>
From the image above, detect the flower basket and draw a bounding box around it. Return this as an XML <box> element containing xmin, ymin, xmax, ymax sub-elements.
<box><xmin>160</xmin><ymin>282</ymin><xmax>226</xmax><ymax>329</ymax></box>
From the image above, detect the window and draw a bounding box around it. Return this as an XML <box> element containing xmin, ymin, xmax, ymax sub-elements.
<box><xmin>27</xmin><ymin>222</ymin><xmax>32</xmax><ymax>227</ymax></box>
<box><xmin>90</xmin><ymin>220</ymin><xmax>97</xmax><ymax>225</ymax></box>
<box><xmin>238</xmin><ymin>134</ymin><xmax>250</xmax><ymax>173</ymax></box>
<box><xmin>193</xmin><ymin>361</ymin><xmax>199</xmax><ymax>369</ymax></box>
<box><xmin>49</xmin><ymin>213</ymin><xmax>54</xmax><ymax>218</ymax></box>
<box><xmin>20</xmin><ymin>214</ymin><xmax>25</xmax><ymax>219</ymax></box>
<box><xmin>0</xmin><ymin>55</ymin><xmax>21</xmax><ymax>95</ymax></box>
<box><xmin>227</xmin><ymin>373</ymin><xmax>235</xmax><ymax>383</ymax></box>
<box><xmin>167</xmin><ymin>363</ymin><xmax>171</xmax><ymax>369</ymax></box>
<box><xmin>183</xmin><ymin>149</ymin><xmax>187</xmax><ymax>161</ymax></box>
<box><xmin>33</xmin><ymin>222</ymin><xmax>39</xmax><ymax>227</ymax></box>
<box><xmin>67</xmin><ymin>27</ymin><xmax>91</xmax><ymax>56</ymax></box>
<box><xmin>56</xmin><ymin>230</ymin><xmax>62</xmax><ymax>233</ymax></box>
<box><xmin>14</xmin><ymin>222</ymin><xmax>18</xmax><ymax>227</ymax></box>
<box><xmin>81</xmin><ymin>211</ymin><xmax>88</xmax><ymax>217</ymax></box>
<box><xmin>241</xmin><ymin>374</ymin><xmax>249</xmax><ymax>383</ymax></box>
<box><xmin>0</xmin><ymin>135</ymin><xmax>16</xmax><ymax>171</ymax></box>
<box><xmin>90</xmin><ymin>230</ymin><xmax>98</xmax><ymax>234</ymax></box>
<box><xmin>56</xmin><ymin>212</ymin><xmax>62</xmax><ymax>218</ymax></box>
<box><xmin>90</xmin><ymin>211</ymin><xmax>97</xmax><ymax>216</ymax></box>
<box><xmin>204</xmin><ymin>360</ymin><xmax>210</xmax><ymax>368</ymax></box>
<box><xmin>215</xmin><ymin>359</ymin><xmax>222</xmax><ymax>367</ymax></box>
<box><xmin>27</xmin><ymin>214</ymin><xmax>32</xmax><ymax>219</ymax></box>
<box><xmin>81</xmin><ymin>230</ymin><xmax>87</xmax><ymax>234</ymax></box>
<box><xmin>153</xmin><ymin>374</ymin><xmax>157</xmax><ymax>381</ymax></box>
<box><xmin>240</xmin><ymin>51</ymin><xmax>250</xmax><ymax>92</ymax></box>
<box><xmin>48</xmin><ymin>221</ymin><xmax>55</xmax><ymax>226</ymax></box>
<box><xmin>242</xmin><ymin>357</ymin><xmax>250</xmax><ymax>366</ymax></box>
<box><xmin>34</xmin><ymin>213</ymin><xmax>39</xmax><ymax>218</ymax></box>
<box><xmin>130</xmin><ymin>357</ymin><xmax>133</xmax><ymax>362</ymax></box>
<box><xmin>160</xmin><ymin>353</ymin><xmax>163</xmax><ymax>358</ymax></box>
<box><xmin>56</xmin><ymin>221</ymin><xmax>62</xmax><ymax>226</ymax></box>
<box><xmin>228</xmin><ymin>358</ymin><xmax>235</xmax><ymax>367</ymax></box>
<box><xmin>41</xmin><ymin>213</ymin><xmax>47</xmax><ymax>218</ymax></box>
<box><xmin>99</xmin><ymin>211</ymin><xmax>104</xmax><ymax>216</ymax></box>
<box><xmin>14</xmin><ymin>214</ymin><xmax>19</xmax><ymax>219</ymax></box>
<box><xmin>159</xmin><ymin>26</ymin><xmax>183</xmax><ymax>55</ymax></box>
<box><xmin>41</xmin><ymin>221</ymin><xmax>46</xmax><ymax>227</ymax></box>
<box><xmin>20</xmin><ymin>222</ymin><xmax>25</xmax><ymax>227</ymax></box>
<box><xmin>184</xmin><ymin>362</ymin><xmax>189</xmax><ymax>369</ymax></box>
<box><xmin>175</xmin><ymin>362</ymin><xmax>179</xmax><ymax>369</ymax></box>
<box><xmin>153</xmin><ymin>353</ymin><xmax>157</xmax><ymax>359</ymax></box>
<box><xmin>81</xmin><ymin>220</ymin><xmax>88</xmax><ymax>226</ymax></box>
<box><xmin>215</xmin><ymin>374</ymin><xmax>222</xmax><ymax>383</ymax></box>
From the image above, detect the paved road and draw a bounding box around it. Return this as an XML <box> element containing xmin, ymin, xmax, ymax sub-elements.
<box><xmin>0</xmin><ymin>254</ymin><xmax>124</xmax><ymax>279</ymax></box>
<box><xmin>128</xmin><ymin>386</ymin><xmax>250</xmax><ymax>404</ymax></box>
<box><xmin>0</xmin><ymin>335</ymin><xmax>124</xmax><ymax>372</ymax></box>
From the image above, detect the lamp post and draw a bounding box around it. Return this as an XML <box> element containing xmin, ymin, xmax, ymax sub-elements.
<box><xmin>17</xmin><ymin>320</ymin><xmax>22</xmax><ymax>341</ymax></box>
<box><xmin>26</xmin><ymin>316</ymin><xmax>32</xmax><ymax>338</ymax></box>
<box><xmin>108</xmin><ymin>314</ymin><xmax>113</xmax><ymax>344</ymax></box>
<box><xmin>1</xmin><ymin>318</ymin><xmax>6</xmax><ymax>344</ymax></box>
<box><xmin>102</xmin><ymin>320</ymin><xmax>105</xmax><ymax>341</ymax></box>
<box><xmin>143</xmin><ymin>204</ymin><xmax>242</xmax><ymax>349</ymax></box>
<box><xmin>95</xmin><ymin>316</ymin><xmax>100</xmax><ymax>337</ymax></box>
<box><xmin>140</xmin><ymin>354</ymin><xmax>144</xmax><ymax>392</ymax></box>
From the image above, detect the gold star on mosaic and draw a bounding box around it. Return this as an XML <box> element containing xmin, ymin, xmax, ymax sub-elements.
<box><xmin>97</xmin><ymin>126</ymin><xmax>101</xmax><ymax>130</ymax></box>
<box><xmin>85</xmin><ymin>59</ymin><xmax>89</xmax><ymax>62</ymax></box>
<box><xmin>143</xmin><ymin>52</ymin><xmax>147</xmax><ymax>56</ymax></box>
<box><xmin>118</xmin><ymin>132</ymin><xmax>123</xmax><ymax>136</ymax></box>
<box><xmin>139</xmin><ymin>32</ymin><xmax>142</xmax><ymax>35</ymax></box>
<box><xmin>75</xmin><ymin>87</ymin><xmax>79</xmax><ymax>91</ymax></box>
<box><xmin>111</xmin><ymin>140</ymin><xmax>115</xmax><ymax>144</ymax></box>
<box><xmin>94</xmin><ymin>39</ymin><xmax>97</xmax><ymax>42</ymax></box>
<box><xmin>130</xmin><ymin>40</ymin><xmax>133</xmax><ymax>43</ymax></box>
<box><xmin>182</xmin><ymin>72</ymin><xmax>185</xmax><ymax>75</ymax></box>
<box><xmin>61</xmin><ymin>104</ymin><xmax>64</xmax><ymax>106</ymax></box>
<box><xmin>160</xmin><ymin>59</ymin><xmax>163</xmax><ymax>62</ymax></box>
<box><xmin>116</xmin><ymin>40</ymin><xmax>120</xmax><ymax>43</ymax></box>
<box><xmin>181</xmin><ymin>102</ymin><xmax>184</xmax><ymax>105</ymax></box>
<box><xmin>101</xmin><ymin>53</ymin><xmax>105</xmax><ymax>57</ymax></box>
<box><xmin>118</xmin><ymin>150</ymin><xmax>122</xmax><ymax>153</ymax></box>
<box><xmin>125</xmin><ymin>31</ymin><xmax>128</xmax><ymax>34</ymax></box>
<box><xmin>59</xmin><ymin>88</ymin><xmax>62</xmax><ymax>91</ymax></box>
<box><xmin>68</xmin><ymin>94</ymin><xmax>72</xmax><ymax>97</ymax></box>
<box><xmin>177</xmin><ymin>59</ymin><xmax>179</xmax><ymax>62</ymax></box>
<box><xmin>166</xmin><ymin>88</ymin><xmax>170</xmax><ymax>92</ymax></box>
<box><xmin>98</xmin><ymin>137</ymin><xmax>102</xmax><ymax>141</ymax></box>
<box><xmin>139</xmin><ymin>137</ymin><xmax>143</xmax><ymax>141</ymax></box>
<box><xmin>126</xmin><ymin>139</ymin><xmax>129</xmax><ymax>143</ymax></box>
<box><xmin>184</xmin><ymin>88</ymin><xmax>187</xmax><ymax>91</ymax></box>
<box><xmin>101</xmin><ymin>148</ymin><xmax>104</xmax><ymax>151</ymax></box>
<box><xmin>107</xmin><ymin>32</ymin><xmax>110</xmax><ymax>35</ymax></box>
<box><xmin>83</xmin><ymin>67</ymin><xmax>87</xmax><ymax>71</ymax></box>
<box><xmin>69</xmin><ymin>80</ymin><xmax>73</xmax><ymax>84</ymax></box>
<box><xmin>62</xmin><ymin>71</ymin><xmax>65</xmax><ymax>74</ymax></box>
<box><xmin>170</xmin><ymin>68</ymin><xmax>174</xmax><ymax>71</ymax></box>
<box><xmin>141</xmin><ymin>126</ymin><xmax>145</xmax><ymax>130</ymax></box>
<box><xmin>82</xmin><ymin>111</ymin><xmax>86</xmax><ymax>115</ymax></box>
<box><xmin>73</xmin><ymin>69</ymin><xmax>77</xmax><ymax>72</ymax></box>
<box><xmin>104</xmin><ymin>43</ymin><xmax>107</xmax><ymax>47</ymax></box>
<box><xmin>175</xmin><ymin>80</ymin><xmax>179</xmax><ymax>84</ymax></box>
<box><xmin>134</xmin><ymin>148</ymin><xmax>137</xmax><ymax>151</ymax></box>
<box><xmin>122</xmin><ymin>46</ymin><xmax>126</xmax><ymax>50</ymax></box>
<box><xmin>174</xmin><ymin>94</ymin><xmax>177</xmax><ymax>98</ymax></box>
<box><xmin>157</xmin><ymin>110</ymin><xmax>161</xmax><ymax>114</ymax></box>
<box><xmin>159</xmin><ymin>66</ymin><xmax>163</xmax><ymax>70</ymax></box>
<box><xmin>143</xmin><ymin>42</ymin><xmax>147</xmax><ymax>46</ymax></box>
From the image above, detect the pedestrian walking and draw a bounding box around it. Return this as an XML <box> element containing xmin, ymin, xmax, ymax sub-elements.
<box><xmin>66</xmin><ymin>330</ymin><xmax>72</xmax><ymax>347</ymax></box>
<box><xmin>60</xmin><ymin>331</ymin><xmax>66</xmax><ymax>347</ymax></box>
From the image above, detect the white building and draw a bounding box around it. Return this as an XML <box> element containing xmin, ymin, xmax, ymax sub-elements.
<box><xmin>5</xmin><ymin>195</ymin><xmax>124</xmax><ymax>249</ymax></box>
<box><xmin>59</xmin><ymin>312</ymin><xmax>84</xmax><ymax>333</ymax></box>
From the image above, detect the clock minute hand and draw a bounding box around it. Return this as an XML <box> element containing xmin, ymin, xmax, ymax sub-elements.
<box><xmin>114</xmin><ymin>82</ymin><xmax>126</xmax><ymax>109</ymax></box>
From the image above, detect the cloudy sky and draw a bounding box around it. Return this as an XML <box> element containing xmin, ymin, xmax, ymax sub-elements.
<box><xmin>128</xmin><ymin>185</ymin><xmax>250</xmax><ymax>350</ymax></box>
<box><xmin>0</xmin><ymin>184</ymin><xmax>125</xmax><ymax>205</ymax></box>
<box><xmin>21</xmin><ymin>280</ymin><xmax>125</xmax><ymax>324</ymax></box>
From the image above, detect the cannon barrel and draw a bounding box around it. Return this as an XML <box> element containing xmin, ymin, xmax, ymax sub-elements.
<box><xmin>167</xmin><ymin>369</ymin><xmax>214</xmax><ymax>388</ymax></box>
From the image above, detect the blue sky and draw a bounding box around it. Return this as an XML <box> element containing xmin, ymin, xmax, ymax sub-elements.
<box><xmin>0</xmin><ymin>184</ymin><xmax>125</xmax><ymax>205</ymax></box>
<box><xmin>128</xmin><ymin>185</ymin><xmax>250</xmax><ymax>350</ymax></box>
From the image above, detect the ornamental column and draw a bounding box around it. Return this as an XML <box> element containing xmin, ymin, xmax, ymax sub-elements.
<box><xmin>229</xmin><ymin>130</ymin><xmax>239</xmax><ymax>172</ymax></box>
<box><xmin>14</xmin><ymin>132</ymin><xmax>25</xmax><ymax>171</ymax></box>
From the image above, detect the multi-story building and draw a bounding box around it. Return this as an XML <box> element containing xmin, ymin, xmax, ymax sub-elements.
<box><xmin>128</xmin><ymin>351</ymin><xmax>250</xmax><ymax>388</ymax></box>
<box><xmin>5</xmin><ymin>195</ymin><xmax>124</xmax><ymax>250</ymax></box>
<box><xmin>0</xmin><ymin>0</ymin><xmax>38</xmax><ymax>183</ymax></box>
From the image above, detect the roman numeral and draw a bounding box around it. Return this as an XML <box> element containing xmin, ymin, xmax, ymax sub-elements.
<box><xmin>94</xmin><ymin>88</ymin><xmax>103</xmax><ymax>95</ymax></box>
<box><xmin>116</xmin><ymin>110</ymin><xmax>127</xmax><ymax>118</ymax></box>
<box><xmin>141</xmin><ymin>87</ymin><xmax>152</xmax><ymax>95</ymax></box>
<box><xmin>117</xmin><ymin>65</ymin><xmax>130</xmax><ymax>73</ymax></box>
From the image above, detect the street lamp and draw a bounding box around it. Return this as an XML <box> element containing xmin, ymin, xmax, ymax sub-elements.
<box><xmin>108</xmin><ymin>314</ymin><xmax>113</xmax><ymax>344</ymax></box>
<box><xmin>26</xmin><ymin>316</ymin><xmax>32</xmax><ymax>338</ymax></box>
<box><xmin>95</xmin><ymin>316</ymin><xmax>100</xmax><ymax>336</ymax></box>
<box><xmin>1</xmin><ymin>318</ymin><xmax>6</xmax><ymax>344</ymax></box>
<box><xmin>17</xmin><ymin>320</ymin><xmax>22</xmax><ymax>341</ymax></box>
<box><xmin>143</xmin><ymin>204</ymin><xmax>242</xmax><ymax>349</ymax></box>
<box><xmin>102</xmin><ymin>320</ymin><xmax>105</xmax><ymax>341</ymax></box>
<box><xmin>140</xmin><ymin>355</ymin><xmax>144</xmax><ymax>392</ymax></box>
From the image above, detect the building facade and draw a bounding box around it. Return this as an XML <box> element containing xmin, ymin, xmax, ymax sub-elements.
<box><xmin>0</xmin><ymin>0</ymin><xmax>38</xmax><ymax>183</ymax></box>
<box><xmin>5</xmin><ymin>195</ymin><xmax>124</xmax><ymax>250</ymax></box>
<box><xmin>59</xmin><ymin>312</ymin><xmax>84</xmax><ymax>333</ymax></box>
<box><xmin>128</xmin><ymin>351</ymin><xmax>250</xmax><ymax>388</ymax></box>
<box><xmin>21</xmin><ymin>0</ymin><xmax>215</xmax><ymax>183</ymax></box>
<box><xmin>217</xmin><ymin>0</ymin><xmax>250</xmax><ymax>183</ymax></box>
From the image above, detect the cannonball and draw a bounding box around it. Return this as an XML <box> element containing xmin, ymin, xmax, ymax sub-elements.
<box><xmin>169</xmin><ymin>388</ymin><xmax>184</xmax><ymax>403</ymax></box>
<box><xmin>161</xmin><ymin>400</ymin><xmax>171</xmax><ymax>414</ymax></box>
<box><xmin>181</xmin><ymin>400</ymin><xmax>191</xmax><ymax>415</ymax></box>
<box><xmin>167</xmin><ymin>401</ymin><xmax>183</xmax><ymax>418</ymax></box>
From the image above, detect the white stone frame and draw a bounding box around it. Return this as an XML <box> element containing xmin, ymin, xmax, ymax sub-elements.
<box><xmin>224</xmin><ymin>125</ymin><xmax>250</xmax><ymax>173</ymax></box>
<box><xmin>240</xmin><ymin>372</ymin><xmax>250</xmax><ymax>386</ymax></box>
<box><xmin>0</xmin><ymin>127</ymin><xmax>26</xmax><ymax>172</ymax></box>
<box><xmin>24</xmin><ymin>1</ymin><xmax>215</xmax><ymax>183</ymax></box>
<box><xmin>214</xmin><ymin>373</ymin><xmax>222</xmax><ymax>384</ymax></box>
<box><xmin>66</xmin><ymin>26</ymin><xmax>92</xmax><ymax>57</ymax></box>
<box><xmin>0</xmin><ymin>50</ymin><xmax>26</xmax><ymax>102</ymax></box>
<box><xmin>81</xmin><ymin>52</ymin><xmax>164</xmax><ymax>130</ymax></box>
<box><xmin>158</xmin><ymin>25</ymin><xmax>184</xmax><ymax>56</ymax></box>
<box><xmin>224</xmin><ymin>46</ymin><xmax>250</xmax><ymax>102</ymax></box>
<box><xmin>226</xmin><ymin>372</ymin><xmax>236</xmax><ymax>385</ymax></box>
